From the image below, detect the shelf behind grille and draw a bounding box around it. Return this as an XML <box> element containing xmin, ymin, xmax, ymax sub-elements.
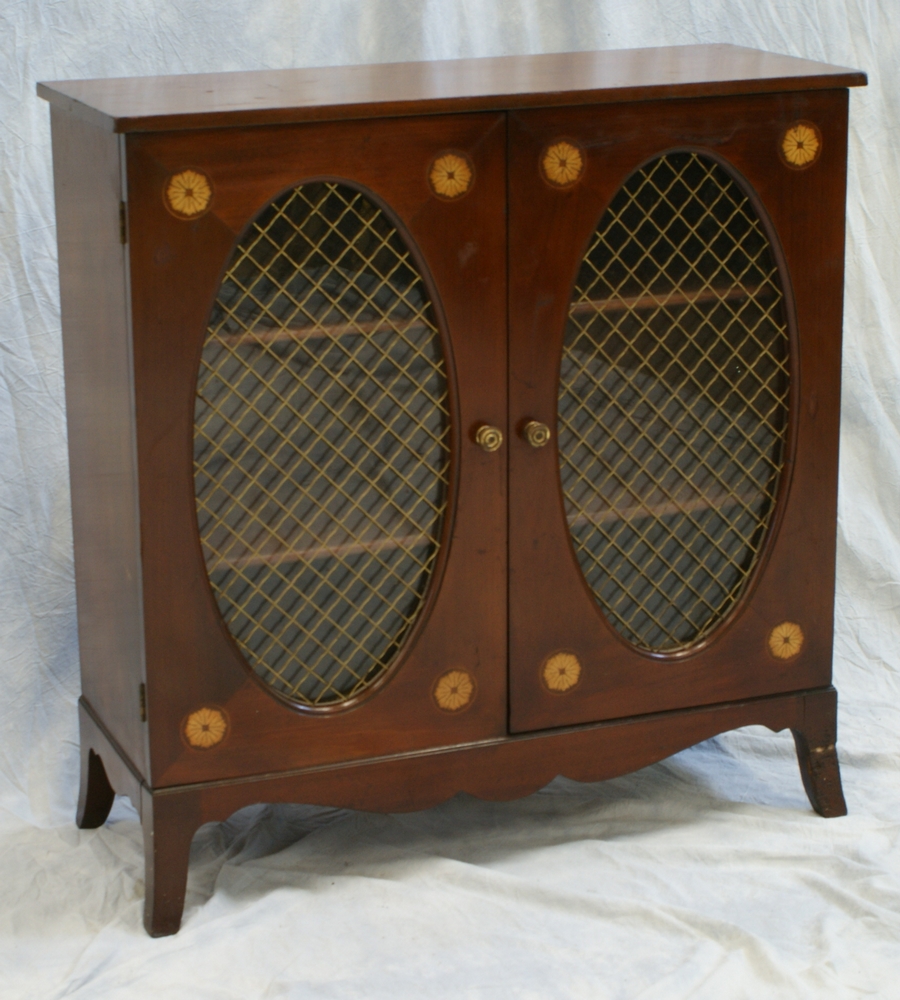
<box><xmin>194</xmin><ymin>182</ymin><xmax>450</xmax><ymax>706</ymax></box>
<box><xmin>558</xmin><ymin>152</ymin><xmax>790</xmax><ymax>653</ymax></box>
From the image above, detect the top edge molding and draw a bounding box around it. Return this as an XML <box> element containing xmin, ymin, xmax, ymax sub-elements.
<box><xmin>38</xmin><ymin>45</ymin><xmax>867</xmax><ymax>134</ymax></box>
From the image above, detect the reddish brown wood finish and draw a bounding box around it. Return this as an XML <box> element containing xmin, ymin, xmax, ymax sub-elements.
<box><xmin>507</xmin><ymin>89</ymin><xmax>850</xmax><ymax>732</ymax></box>
<box><xmin>140</xmin><ymin>784</ymin><xmax>203</xmax><ymax>937</ymax></box>
<box><xmin>125</xmin><ymin>112</ymin><xmax>509</xmax><ymax>787</ymax></box>
<box><xmin>792</xmin><ymin>686</ymin><xmax>847</xmax><ymax>817</ymax></box>
<box><xmin>76</xmin><ymin>749</ymin><xmax>115</xmax><ymax>829</ymax></box>
<box><xmin>49</xmin><ymin>108</ymin><xmax>149</xmax><ymax>778</ymax></box>
<box><xmin>45</xmin><ymin>47</ymin><xmax>863</xmax><ymax>939</ymax></box>
<box><xmin>38</xmin><ymin>46</ymin><xmax>865</xmax><ymax>134</ymax></box>
<box><xmin>77</xmin><ymin>700</ymin><xmax>144</xmax><ymax>822</ymax></box>
<box><xmin>77</xmin><ymin>688</ymin><xmax>845</xmax><ymax>935</ymax></box>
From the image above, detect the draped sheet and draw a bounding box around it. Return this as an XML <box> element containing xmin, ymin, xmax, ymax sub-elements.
<box><xmin>1</xmin><ymin>2</ymin><xmax>898</xmax><ymax>995</ymax></box>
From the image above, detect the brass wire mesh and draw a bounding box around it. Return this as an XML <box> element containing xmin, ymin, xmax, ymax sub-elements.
<box><xmin>194</xmin><ymin>182</ymin><xmax>450</xmax><ymax>705</ymax></box>
<box><xmin>558</xmin><ymin>152</ymin><xmax>790</xmax><ymax>652</ymax></box>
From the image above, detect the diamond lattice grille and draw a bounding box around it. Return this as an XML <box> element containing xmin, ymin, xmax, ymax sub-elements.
<box><xmin>194</xmin><ymin>182</ymin><xmax>450</xmax><ymax>705</ymax></box>
<box><xmin>558</xmin><ymin>152</ymin><xmax>790</xmax><ymax>652</ymax></box>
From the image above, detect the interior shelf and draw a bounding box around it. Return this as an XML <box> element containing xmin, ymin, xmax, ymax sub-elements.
<box><xmin>219</xmin><ymin>285</ymin><xmax>773</xmax><ymax>348</ymax></box>
<box><xmin>569</xmin><ymin>283</ymin><xmax>775</xmax><ymax>321</ymax></box>
<box><xmin>208</xmin><ymin>530</ymin><xmax>433</xmax><ymax>571</ymax></box>
<box><xmin>210</xmin><ymin>485</ymin><xmax>768</xmax><ymax>571</ymax></box>
<box><xmin>566</xmin><ymin>482</ymin><xmax>768</xmax><ymax>530</ymax></box>
<box><xmin>220</xmin><ymin>317</ymin><xmax>430</xmax><ymax>347</ymax></box>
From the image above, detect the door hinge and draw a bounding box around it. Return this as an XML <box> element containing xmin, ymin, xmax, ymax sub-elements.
<box><xmin>139</xmin><ymin>682</ymin><xmax>147</xmax><ymax>722</ymax></box>
<box><xmin>119</xmin><ymin>201</ymin><xmax>128</xmax><ymax>245</ymax></box>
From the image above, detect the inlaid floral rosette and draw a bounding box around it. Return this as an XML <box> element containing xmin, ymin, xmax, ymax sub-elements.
<box><xmin>428</xmin><ymin>152</ymin><xmax>474</xmax><ymax>200</ymax></box>
<box><xmin>541</xmin><ymin>651</ymin><xmax>582</xmax><ymax>693</ymax></box>
<box><xmin>433</xmin><ymin>669</ymin><xmax>475</xmax><ymax>712</ymax></box>
<box><xmin>779</xmin><ymin>122</ymin><xmax>822</xmax><ymax>171</ymax></box>
<box><xmin>165</xmin><ymin>168</ymin><xmax>213</xmax><ymax>219</ymax></box>
<box><xmin>541</xmin><ymin>140</ymin><xmax>584</xmax><ymax>188</ymax></box>
<box><xmin>768</xmin><ymin>622</ymin><xmax>804</xmax><ymax>660</ymax></box>
<box><xmin>183</xmin><ymin>706</ymin><xmax>229</xmax><ymax>749</ymax></box>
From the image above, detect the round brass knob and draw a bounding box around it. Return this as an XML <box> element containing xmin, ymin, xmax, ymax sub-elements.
<box><xmin>523</xmin><ymin>420</ymin><xmax>551</xmax><ymax>448</ymax></box>
<box><xmin>474</xmin><ymin>424</ymin><xmax>503</xmax><ymax>452</ymax></box>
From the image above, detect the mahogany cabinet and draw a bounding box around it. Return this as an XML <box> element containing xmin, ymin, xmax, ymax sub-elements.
<box><xmin>39</xmin><ymin>45</ymin><xmax>866</xmax><ymax>936</ymax></box>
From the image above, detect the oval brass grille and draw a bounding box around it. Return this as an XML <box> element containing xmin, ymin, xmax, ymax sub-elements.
<box><xmin>558</xmin><ymin>152</ymin><xmax>790</xmax><ymax>652</ymax></box>
<box><xmin>194</xmin><ymin>182</ymin><xmax>450</xmax><ymax>705</ymax></box>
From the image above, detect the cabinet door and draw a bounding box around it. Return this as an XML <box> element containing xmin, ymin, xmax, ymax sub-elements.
<box><xmin>508</xmin><ymin>92</ymin><xmax>848</xmax><ymax>732</ymax></box>
<box><xmin>126</xmin><ymin>113</ymin><xmax>508</xmax><ymax>784</ymax></box>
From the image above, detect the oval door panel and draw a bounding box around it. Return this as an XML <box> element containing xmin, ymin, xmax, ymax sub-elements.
<box><xmin>558</xmin><ymin>152</ymin><xmax>790</xmax><ymax>653</ymax></box>
<box><xmin>193</xmin><ymin>181</ymin><xmax>451</xmax><ymax>707</ymax></box>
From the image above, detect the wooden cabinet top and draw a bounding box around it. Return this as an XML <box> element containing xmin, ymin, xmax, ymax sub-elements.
<box><xmin>38</xmin><ymin>44</ymin><xmax>865</xmax><ymax>134</ymax></box>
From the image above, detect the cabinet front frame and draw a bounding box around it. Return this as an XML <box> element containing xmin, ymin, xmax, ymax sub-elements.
<box><xmin>117</xmin><ymin>89</ymin><xmax>850</xmax><ymax>776</ymax></box>
<box><xmin>506</xmin><ymin>90</ymin><xmax>849</xmax><ymax>732</ymax></box>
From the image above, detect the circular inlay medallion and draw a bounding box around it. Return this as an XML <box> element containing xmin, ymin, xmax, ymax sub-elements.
<box><xmin>768</xmin><ymin>621</ymin><xmax>804</xmax><ymax>660</ymax></box>
<box><xmin>542</xmin><ymin>141</ymin><xmax>584</xmax><ymax>187</ymax></box>
<box><xmin>780</xmin><ymin>122</ymin><xmax>822</xmax><ymax>170</ymax></box>
<box><xmin>165</xmin><ymin>169</ymin><xmax>213</xmax><ymax>218</ymax></box>
<box><xmin>433</xmin><ymin>669</ymin><xmax>475</xmax><ymax>711</ymax></box>
<box><xmin>429</xmin><ymin>153</ymin><xmax>474</xmax><ymax>199</ymax></box>
<box><xmin>542</xmin><ymin>651</ymin><xmax>582</xmax><ymax>692</ymax></box>
<box><xmin>183</xmin><ymin>706</ymin><xmax>228</xmax><ymax>748</ymax></box>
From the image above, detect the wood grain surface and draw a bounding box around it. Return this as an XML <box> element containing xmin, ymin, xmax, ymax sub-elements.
<box><xmin>49</xmin><ymin>47</ymin><xmax>858</xmax><ymax>937</ymax></box>
<box><xmin>50</xmin><ymin>109</ymin><xmax>149</xmax><ymax>778</ymax></box>
<box><xmin>77</xmin><ymin>687</ymin><xmax>846</xmax><ymax>935</ymax></box>
<box><xmin>507</xmin><ymin>89</ymin><xmax>850</xmax><ymax>733</ymax></box>
<box><xmin>38</xmin><ymin>45</ymin><xmax>865</xmax><ymax>134</ymax></box>
<box><xmin>123</xmin><ymin>112</ymin><xmax>509</xmax><ymax>787</ymax></box>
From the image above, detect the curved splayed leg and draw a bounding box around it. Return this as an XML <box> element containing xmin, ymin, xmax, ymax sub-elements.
<box><xmin>791</xmin><ymin>687</ymin><xmax>847</xmax><ymax>818</ymax></box>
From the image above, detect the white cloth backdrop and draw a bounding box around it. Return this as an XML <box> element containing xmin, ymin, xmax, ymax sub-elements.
<box><xmin>1</xmin><ymin>1</ymin><xmax>899</xmax><ymax>996</ymax></box>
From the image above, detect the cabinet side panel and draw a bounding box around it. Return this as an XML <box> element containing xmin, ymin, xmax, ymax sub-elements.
<box><xmin>50</xmin><ymin>108</ymin><xmax>148</xmax><ymax>778</ymax></box>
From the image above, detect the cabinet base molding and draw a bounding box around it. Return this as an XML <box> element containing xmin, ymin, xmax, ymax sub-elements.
<box><xmin>77</xmin><ymin>688</ymin><xmax>846</xmax><ymax>937</ymax></box>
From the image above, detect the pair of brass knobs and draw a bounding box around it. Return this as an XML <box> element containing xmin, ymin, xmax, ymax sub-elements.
<box><xmin>475</xmin><ymin>421</ymin><xmax>551</xmax><ymax>452</ymax></box>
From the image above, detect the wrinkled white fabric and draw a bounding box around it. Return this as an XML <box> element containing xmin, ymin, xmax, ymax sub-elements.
<box><xmin>1</xmin><ymin>1</ymin><xmax>899</xmax><ymax>997</ymax></box>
